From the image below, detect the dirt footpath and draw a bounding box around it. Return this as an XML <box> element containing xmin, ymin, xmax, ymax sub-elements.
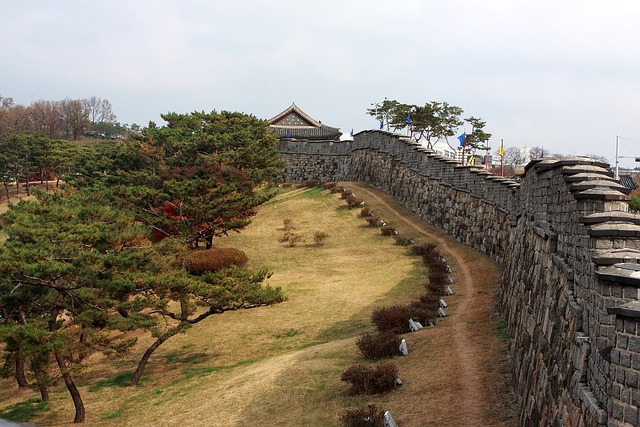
<box><xmin>346</xmin><ymin>182</ymin><xmax>517</xmax><ymax>427</ymax></box>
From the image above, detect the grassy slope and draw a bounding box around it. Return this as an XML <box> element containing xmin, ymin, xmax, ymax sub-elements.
<box><xmin>0</xmin><ymin>184</ymin><xmax>516</xmax><ymax>426</ymax></box>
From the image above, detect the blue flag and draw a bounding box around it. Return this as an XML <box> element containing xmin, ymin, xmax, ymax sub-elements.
<box><xmin>458</xmin><ymin>133</ymin><xmax>466</xmax><ymax>147</ymax></box>
<box><xmin>350</xmin><ymin>129</ymin><xmax>354</xmax><ymax>137</ymax></box>
<box><xmin>380</xmin><ymin>121</ymin><xmax>384</xmax><ymax>130</ymax></box>
<box><xmin>406</xmin><ymin>113</ymin><xmax>411</xmax><ymax>125</ymax></box>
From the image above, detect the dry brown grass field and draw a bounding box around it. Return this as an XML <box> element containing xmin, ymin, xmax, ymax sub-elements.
<box><xmin>0</xmin><ymin>182</ymin><xmax>516</xmax><ymax>426</ymax></box>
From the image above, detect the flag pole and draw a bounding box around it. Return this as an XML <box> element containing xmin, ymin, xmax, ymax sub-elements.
<box><xmin>500</xmin><ymin>139</ymin><xmax>504</xmax><ymax>177</ymax></box>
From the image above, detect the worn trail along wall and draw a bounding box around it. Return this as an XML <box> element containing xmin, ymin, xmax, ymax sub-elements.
<box><xmin>278</xmin><ymin>130</ymin><xmax>640</xmax><ymax>426</ymax></box>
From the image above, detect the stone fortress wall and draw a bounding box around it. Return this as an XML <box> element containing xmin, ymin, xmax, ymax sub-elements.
<box><xmin>278</xmin><ymin>130</ymin><xmax>640</xmax><ymax>426</ymax></box>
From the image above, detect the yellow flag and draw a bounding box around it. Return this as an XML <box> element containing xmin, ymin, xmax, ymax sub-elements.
<box><xmin>498</xmin><ymin>143</ymin><xmax>504</xmax><ymax>157</ymax></box>
<box><xmin>468</xmin><ymin>155</ymin><xmax>475</xmax><ymax>165</ymax></box>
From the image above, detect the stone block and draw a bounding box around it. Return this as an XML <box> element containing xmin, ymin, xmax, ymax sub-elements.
<box><xmin>620</xmin><ymin>351</ymin><xmax>631</xmax><ymax>368</ymax></box>
<box><xmin>625</xmin><ymin>336</ymin><xmax>640</xmax><ymax>356</ymax></box>
<box><xmin>626</xmin><ymin>370</ymin><xmax>638</xmax><ymax>388</ymax></box>
<box><xmin>623</xmin><ymin>405</ymin><xmax>638</xmax><ymax>426</ymax></box>
<box><xmin>612</xmin><ymin>401</ymin><xmax>624</xmax><ymax>420</ymax></box>
<box><xmin>617</xmin><ymin>334</ymin><xmax>629</xmax><ymax>350</ymax></box>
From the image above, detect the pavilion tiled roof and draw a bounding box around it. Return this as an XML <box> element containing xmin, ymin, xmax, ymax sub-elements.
<box><xmin>620</xmin><ymin>174</ymin><xmax>638</xmax><ymax>190</ymax></box>
<box><xmin>269</xmin><ymin>103</ymin><xmax>342</xmax><ymax>141</ymax></box>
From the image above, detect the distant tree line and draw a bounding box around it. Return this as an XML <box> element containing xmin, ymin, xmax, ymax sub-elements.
<box><xmin>0</xmin><ymin>95</ymin><xmax>138</xmax><ymax>141</ymax></box>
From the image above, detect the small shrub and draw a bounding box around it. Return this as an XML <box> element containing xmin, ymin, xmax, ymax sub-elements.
<box><xmin>356</xmin><ymin>331</ymin><xmax>402</xmax><ymax>360</ymax></box>
<box><xmin>322</xmin><ymin>182</ymin><xmax>337</xmax><ymax>191</ymax></box>
<box><xmin>299</xmin><ymin>179</ymin><xmax>323</xmax><ymax>188</ymax></box>
<box><xmin>340</xmin><ymin>362</ymin><xmax>399</xmax><ymax>395</ymax></box>
<box><xmin>288</xmin><ymin>233</ymin><xmax>305</xmax><ymax>247</ymax></box>
<box><xmin>410</xmin><ymin>243</ymin><xmax>437</xmax><ymax>256</ymax></box>
<box><xmin>281</xmin><ymin>218</ymin><xmax>294</xmax><ymax>242</ymax></box>
<box><xmin>394</xmin><ymin>236</ymin><xmax>414</xmax><ymax>246</ymax></box>
<box><xmin>184</xmin><ymin>248</ymin><xmax>248</xmax><ymax>275</ymax></box>
<box><xmin>341</xmin><ymin>404</ymin><xmax>385</xmax><ymax>427</ymax></box>
<box><xmin>372</xmin><ymin>304</ymin><xmax>435</xmax><ymax>333</ymax></box>
<box><xmin>371</xmin><ymin>305</ymin><xmax>413</xmax><ymax>334</ymax></box>
<box><xmin>330</xmin><ymin>186</ymin><xmax>342</xmax><ymax>193</ymax></box>
<box><xmin>360</xmin><ymin>207</ymin><xmax>373</xmax><ymax>217</ymax></box>
<box><xmin>345</xmin><ymin>195</ymin><xmax>363</xmax><ymax>208</ymax></box>
<box><xmin>428</xmin><ymin>271</ymin><xmax>448</xmax><ymax>286</ymax></box>
<box><xmin>340</xmin><ymin>188</ymin><xmax>351</xmax><ymax>199</ymax></box>
<box><xmin>427</xmin><ymin>282</ymin><xmax>446</xmax><ymax>295</ymax></box>
<box><xmin>366</xmin><ymin>216</ymin><xmax>380</xmax><ymax>227</ymax></box>
<box><xmin>380</xmin><ymin>227</ymin><xmax>396</xmax><ymax>236</ymax></box>
<box><xmin>314</xmin><ymin>231</ymin><xmax>329</xmax><ymax>246</ymax></box>
<box><xmin>416</xmin><ymin>293</ymin><xmax>439</xmax><ymax>310</ymax></box>
<box><xmin>283</xmin><ymin>218</ymin><xmax>294</xmax><ymax>233</ymax></box>
<box><xmin>425</xmin><ymin>258</ymin><xmax>449</xmax><ymax>273</ymax></box>
<box><xmin>408</xmin><ymin>301</ymin><xmax>438</xmax><ymax>323</ymax></box>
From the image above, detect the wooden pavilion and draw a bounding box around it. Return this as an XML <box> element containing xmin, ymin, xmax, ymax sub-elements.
<box><xmin>269</xmin><ymin>103</ymin><xmax>342</xmax><ymax>142</ymax></box>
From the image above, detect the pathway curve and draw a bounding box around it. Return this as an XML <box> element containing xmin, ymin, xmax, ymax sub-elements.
<box><xmin>347</xmin><ymin>182</ymin><xmax>510</xmax><ymax>426</ymax></box>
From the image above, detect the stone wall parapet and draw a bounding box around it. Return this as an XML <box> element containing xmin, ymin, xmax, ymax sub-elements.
<box><xmin>277</xmin><ymin>129</ymin><xmax>640</xmax><ymax>426</ymax></box>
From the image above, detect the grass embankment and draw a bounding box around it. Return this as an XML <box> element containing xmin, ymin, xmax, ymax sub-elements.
<box><xmin>0</xmin><ymin>184</ymin><xmax>516</xmax><ymax>426</ymax></box>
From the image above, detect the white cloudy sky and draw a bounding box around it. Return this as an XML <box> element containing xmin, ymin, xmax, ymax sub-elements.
<box><xmin>2</xmin><ymin>0</ymin><xmax>640</xmax><ymax>166</ymax></box>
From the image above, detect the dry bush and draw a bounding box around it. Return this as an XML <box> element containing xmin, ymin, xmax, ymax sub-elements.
<box><xmin>281</xmin><ymin>218</ymin><xmax>294</xmax><ymax>242</ymax></box>
<box><xmin>341</xmin><ymin>404</ymin><xmax>385</xmax><ymax>427</ymax></box>
<box><xmin>380</xmin><ymin>227</ymin><xmax>397</xmax><ymax>236</ymax></box>
<box><xmin>345</xmin><ymin>195</ymin><xmax>363</xmax><ymax>208</ymax></box>
<box><xmin>366</xmin><ymin>216</ymin><xmax>380</xmax><ymax>227</ymax></box>
<box><xmin>299</xmin><ymin>179</ymin><xmax>323</xmax><ymax>188</ymax></box>
<box><xmin>322</xmin><ymin>182</ymin><xmax>337</xmax><ymax>191</ymax></box>
<box><xmin>427</xmin><ymin>281</ymin><xmax>447</xmax><ymax>295</ymax></box>
<box><xmin>356</xmin><ymin>331</ymin><xmax>402</xmax><ymax>360</ymax></box>
<box><xmin>410</xmin><ymin>243</ymin><xmax>437</xmax><ymax>256</ymax></box>
<box><xmin>313</xmin><ymin>231</ymin><xmax>329</xmax><ymax>246</ymax></box>
<box><xmin>371</xmin><ymin>305</ymin><xmax>413</xmax><ymax>334</ymax></box>
<box><xmin>288</xmin><ymin>233</ymin><xmax>305</xmax><ymax>247</ymax></box>
<box><xmin>425</xmin><ymin>258</ymin><xmax>449</xmax><ymax>273</ymax></box>
<box><xmin>360</xmin><ymin>207</ymin><xmax>373</xmax><ymax>217</ymax></box>
<box><xmin>371</xmin><ymin>304</ymin><xmax>435</xmax><ymax>333</ymax></box>
<box><xmin>393</xmin><ymin>236</ymin><xmax>414</xmax><ymax>246</ymax></box>
<box><xmin>340</xmin><ymin>362</ymin><xmax>399</xmax><ymax>395</ymax></box>
<box><xmin>184</xmin><ymin>247</ymin><xmax>248</xmax><ymax>275</ymax></box>
<box><xmin>416</xmin><ymin>292</ymin><xmax>440</xmax><ymax>310</ymax></box>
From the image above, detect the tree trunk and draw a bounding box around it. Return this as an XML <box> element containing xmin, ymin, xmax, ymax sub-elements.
<box><xmin>129</xmin><ymin>333</ymin><xmax>173</xmax><ymax>386</ymax></box>
<box><xmin>15</xmin><ymin>307</ymin><xmax>28</xmax><ymax>387</ymax></box>
<box><xmin>205</xmin><ymin>234</ymin><xmax>213</xmax><ymax>249</ymax></box>
<box><xmin>36</xmin><ymin>377</ymin><xmax>50</xmax><ymax>402</ymax></box>
<box><xmin>14</xmin><ymin>350</ymin><xmax>28</xmax><ymax>387</ymax></box>
<box><xmin>31</xmin><ymin>356</ymin><xmax>50</xmax><ymax>402</ymax></box>
<box><xmin>49</xmin><ymin>299</ymin><xmax>84</xmax><ymax>423</ymax></box>
<box><xmin>54</xmin><ymin>350</ymin><xmax>85</xmax><ymax>423</ymax></box>
<box><xmin>129</xmin><ymin>312</ymin><xmax>216</xmax><ymax>386</ymax></box>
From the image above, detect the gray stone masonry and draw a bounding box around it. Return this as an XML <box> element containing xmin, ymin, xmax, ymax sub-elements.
<box><xmin>277</xmin><ymin>130</ymin><xmax>640</xmax><ymax>426</ymax></box>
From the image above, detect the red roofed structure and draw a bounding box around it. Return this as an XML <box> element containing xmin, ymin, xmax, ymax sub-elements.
<box><xmin>269</xmin><ymin>103</ymin><xmax>342</xmax><ymax>142</ymax></box>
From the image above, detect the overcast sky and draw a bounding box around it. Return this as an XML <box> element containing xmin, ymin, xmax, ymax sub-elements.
<box><xmin>2</xmin><ymin>0</ymin><xmax>640</xmax><ymax>167</ymax></box>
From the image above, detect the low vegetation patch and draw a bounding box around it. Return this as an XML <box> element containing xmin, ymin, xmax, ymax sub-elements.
<box><xmin>341</xmin><ymin>404</ymin><xmax>385</xmax><ymax>427</ymax></box>
<box><xmin>340</xmin><ymin>362</ymin><xmax>399</xmax><ymax>395</ymax></box>
<box><xmin>184</xmin><ymin>247</ymin><xmax>249</xmax><ymax>275</ymax></box>
<box><xmin>0</xmin><ymin>398</ymin><xmax>49</xmax><ymax>423</ymax></box>
<box><xmin>88</xmin><ymin>373</ymin><xmax>135</xmax><ymax>392</ymax></box>
<box><xmin>356</xmin><ymin>331</ymin><xmax>402</xmax><ymax>360</ymax></box>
